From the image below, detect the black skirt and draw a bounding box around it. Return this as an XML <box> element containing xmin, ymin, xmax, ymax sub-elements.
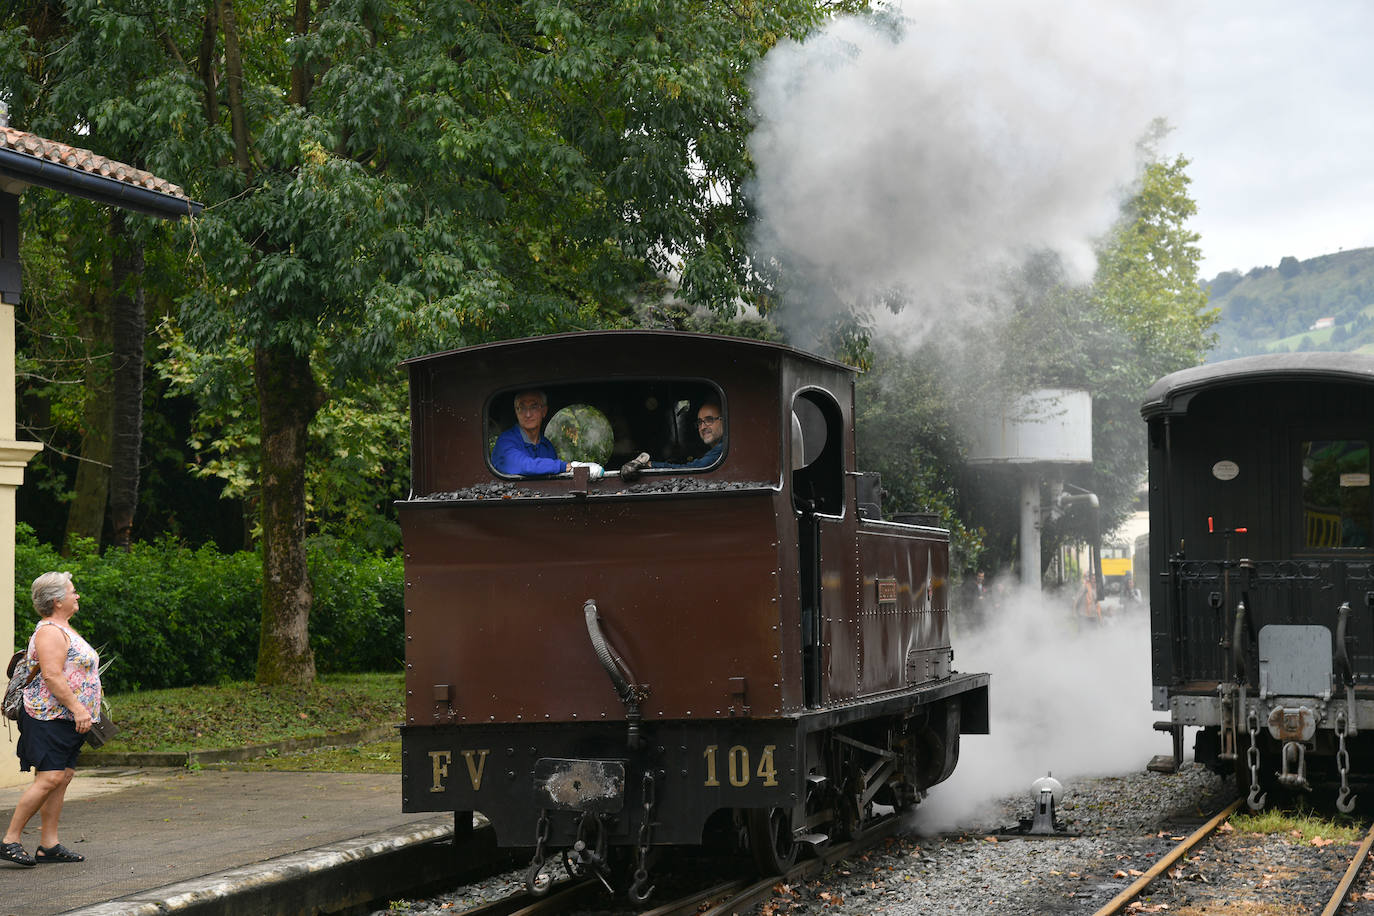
<box><xmin>15</xmin><ymin>706</ymin><xmax>84</xmax><ymax>772</ymax></box>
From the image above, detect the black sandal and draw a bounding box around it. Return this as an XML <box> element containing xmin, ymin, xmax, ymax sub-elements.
<box><xmin>35</xmin><ymin>843</ymin><xmax>84</xmax><ymax>863</ymax></box>
<box><xmin>1</xmin><ymin>841</ymin><xmax>36</xmax><ymax>867</ymax></box>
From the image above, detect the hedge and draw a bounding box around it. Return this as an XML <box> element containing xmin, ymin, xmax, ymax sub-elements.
<box><xmin>11</xmin><ymin>526</ymin><xmax>403</xmax><ymax>692</ymax></box>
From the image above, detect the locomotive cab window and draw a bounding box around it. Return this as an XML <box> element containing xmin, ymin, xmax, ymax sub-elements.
<box><xmin>1300</xmin><ymin>438</ymin><xmax>1371</xmax><ymax>550</ymax></box>
<box><xmin>791</xmin><ymin>389</ymin><xmax>843</xmax><ymax>515</ymax></box>
<box><xmin>486</xmin><ymin>380</ymin><xmax>726</xmax><ymax>478</ymax></box>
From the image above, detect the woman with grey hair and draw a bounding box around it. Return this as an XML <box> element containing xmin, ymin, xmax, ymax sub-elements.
<box><xmin>1</xmin><ymin>572</ymin><xmax>102</xmax><ymax>867</ymax></box>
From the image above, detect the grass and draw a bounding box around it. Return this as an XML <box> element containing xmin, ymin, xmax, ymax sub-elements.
<box><xmin>101</xmin><ymin>671</ymin><xmax>404</xmax><ymax>755</ymax></box>
<box><xmin>209</xmin><ymin>738</ymin><xmax>403</xmax><ymax>773</ymax></box>
<box><xmin>1230</xmin><ymin>807</ymin><xmax>1364</xmax><ymax>845</ymax></box>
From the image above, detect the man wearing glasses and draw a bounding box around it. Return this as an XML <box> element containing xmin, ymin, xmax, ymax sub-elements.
<box><xmin>491</xmin><ymin>389</ymin><xmax>602</xmax><ymax>478</ymax></box>
<box><xmin>652</xmin><ymin>401</ymin><xmax>725</xmax><ymax>470</ymax></box>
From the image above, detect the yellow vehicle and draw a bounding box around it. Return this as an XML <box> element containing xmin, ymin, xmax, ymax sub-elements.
<box><xmin>1100</xmin><ymin>543</ymin><xmax>1132</xmax><ymax>594</ymax></box>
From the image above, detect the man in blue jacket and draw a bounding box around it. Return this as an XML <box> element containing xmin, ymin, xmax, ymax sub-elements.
<box><xmin>491</xmin><ymin>390</ymin><xmax>603</xmax><ymax>478</ymax></box>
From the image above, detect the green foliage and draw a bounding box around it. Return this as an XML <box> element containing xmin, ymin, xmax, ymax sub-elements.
<box><xmin>4</xmin><ymin>0</ymin><xmax>844</xmax><ymax>560</ymax></box>
<box><xmin>156</xmin><ymin>323</ymin><xmax>409</xmax><ymax>550</ymax></box>
<box><xmin>1207</xmin><ymin>247</ymin><xmax>1374</xmax><ymax>358</ymax></box>
<box><xmin>857</xmin><ymin>133</ymin><xmax>1217</xmax><ymax>576</ymax></box>
<box><xmin>12</xmin><ymin>525</ymin><xmax>402</xmax><ymax>691</ymax></box>
<box><xmin>306</xmin><ymin>537</ymin><xmax>405</xmax><ymax>673</ymax></box>
<box><xmin>855</xmin><ymin>345</ymin><xmax>984</xmax><ymax>571</ymax></box>
<box><xmin>14</xmin><ymin>526</ymin><xmax>261</xmax><ymax>691</ymax></box>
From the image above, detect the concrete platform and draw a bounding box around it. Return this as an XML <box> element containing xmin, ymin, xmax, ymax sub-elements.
<box><xmin>0</xmin><ymin>767</ymin><xmax>480</xmax><ymax>916</ymax></box>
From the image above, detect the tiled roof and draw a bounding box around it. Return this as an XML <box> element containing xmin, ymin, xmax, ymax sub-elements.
<box><xmin>0</xmin><ymin>126</ymin><xmax>190</xmax><ymax>200</ymax></box>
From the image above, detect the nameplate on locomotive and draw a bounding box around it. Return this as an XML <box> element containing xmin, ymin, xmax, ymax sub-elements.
<box><xmin>876</xmin><ymin>578</ymin><xmax>898</xmax><ymax>605</ymax></box>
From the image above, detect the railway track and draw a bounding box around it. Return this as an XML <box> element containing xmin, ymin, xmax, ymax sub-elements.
<box><xmin>430</xmin><ymin>813</ymin><xmax>903</xmax><ymax>916</ymax></box>
<box><xmin>1093</xmin><ymin>797</ymin><xmax>1374</xmax><ymax>916</ymax></box>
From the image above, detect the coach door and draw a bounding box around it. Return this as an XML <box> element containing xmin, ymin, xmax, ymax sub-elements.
<box><xmin>792</xmin><ymin>390</ymin><xmax>846</xmax><ymax>708</ymax></box>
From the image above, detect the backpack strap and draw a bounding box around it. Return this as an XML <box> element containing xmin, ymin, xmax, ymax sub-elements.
<box><xmin>33</xmin><ymin>618</ymin><xmax>73</xmax><ymax>646</ymax></box>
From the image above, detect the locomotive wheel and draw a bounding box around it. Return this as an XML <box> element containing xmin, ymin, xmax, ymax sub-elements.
<box><xmin>746</xmin><ymin>807</ymin><xmax>798</xmax><ymax>875</ymax></box>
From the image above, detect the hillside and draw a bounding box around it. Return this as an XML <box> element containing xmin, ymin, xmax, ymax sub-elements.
<box><xmin>1205</xmin><ymin>247</ymin><xmax>1374</xmax><ymax>359</ymax></box>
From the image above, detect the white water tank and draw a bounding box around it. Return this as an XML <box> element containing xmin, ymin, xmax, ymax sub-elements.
<box><xmin>967</xmin><ymin>389</ymin><xmax>1092</xmax><ymax>466</ymax></box>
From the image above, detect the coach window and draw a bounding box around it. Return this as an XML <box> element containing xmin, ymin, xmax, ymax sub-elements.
<box><xmin>791</xmin><ymin>390</ymin><xmax>843</xmax><ymax>515</ymax></box>
<box><xmin>486</xmin><ymin>381</ymin><xmax>724</xmax><ymax>477</ymax></box>
<box><xmin>1300</xmin><ymin>439</ymin><xmax>1371</xmax><ymax>550</ymax></box>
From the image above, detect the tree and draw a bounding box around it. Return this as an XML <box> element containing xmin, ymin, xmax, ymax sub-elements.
<box><xmin>1006</xmin><ymin>141</ymin><xmax>1216</xmax><ymax>560</ymax></box>
<box><xmin>7</xmin><ymin>0</ymin><xmax>840</xmax><ymax>684</ymax></box>
<box><xmin>3</xmin><ymin>3</ymin><xmax>198</xmax><ymax>553</ymax></box>
<box><xmin>858</xmin><ymin>132</ymin><xmax>1216</xmax><ymax>579</ymax></box>
<box><xmin>855</xmin><ymin>344</ymin><xmax>984</xmax><ymax>573</ymax></box>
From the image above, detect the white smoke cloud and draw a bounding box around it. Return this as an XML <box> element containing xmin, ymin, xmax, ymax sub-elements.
<box><xmin>909</xmin><ymin>582</ymin><xmax>1172</xmax><ymax>833</ymax></box>
<box><xmin>747</xmin><ymin>1</ymin><xmax>1182</xmax><ymax>349</ymax></box>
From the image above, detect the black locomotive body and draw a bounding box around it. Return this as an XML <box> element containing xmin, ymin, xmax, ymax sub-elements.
<box><xmin>1143</xmin><ymin>353</ymin><xmax>1374</xmax><ymax>809</ymax></box>
<box><xmin>397</xmin><ymin>331</ymin><xmax>989</xmax><ymax>895</ymax></box>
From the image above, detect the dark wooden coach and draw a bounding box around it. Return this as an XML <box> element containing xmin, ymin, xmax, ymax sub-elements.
<box><xmin>398</xmin><ymin>331</ymin><xmax>988</xmax><ymax>892</ymax></box>
<box><xmin>1143</xmin><ymin>352</ymin><xmax>1374</xmax><ymax>810</ymax></box>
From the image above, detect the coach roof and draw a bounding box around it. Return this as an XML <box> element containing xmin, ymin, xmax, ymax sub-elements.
<box><xmin>401</xmin><ymin>329</ymin><xmax>857</xmax><ymax>375</ymax></box>
<box><xmin>1141</xmin><ymin>352</ymin><xmax>1374</xmax><ymax>420</ymax></box>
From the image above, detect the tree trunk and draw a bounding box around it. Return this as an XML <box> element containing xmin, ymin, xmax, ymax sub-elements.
<box><xmin>108</xmin><ymin>209</ymin><xmax>146</xmax><ymax>550</ymax></box>
<box><xmin>62</xmin><ymin>301</ymin><xmax>113</xmax><ymax>551</ymax></box>
<box><xmin>254</xmin><ymin>340</ymin><xmax>320</xmax><ymax>685</ymax></box>
<box><xmin>218</xmin><ymin>0</ymin><xmax>253</xmax><ymax>177</ymax></box>
<box><xmin>289</xmin><ymin>0</ymin><xmax>312</xmax><ymax>107</ymax></box>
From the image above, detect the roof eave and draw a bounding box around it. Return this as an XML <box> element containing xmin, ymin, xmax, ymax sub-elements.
<box><xmin>0</xmin><ymin>147</ymin><xmax>203</xmax><ymax>220</ymax></box>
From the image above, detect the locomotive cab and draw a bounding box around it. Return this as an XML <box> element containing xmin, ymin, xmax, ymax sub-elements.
<box><xmin>1143</xmin><ymin>353</ymin><xmax>1374</xmax><ymax>810</ymax></box>
<box><xmin>398</xmin><ymin>331</ymin><xmax>989</xmax><ymax>894</ymax></box>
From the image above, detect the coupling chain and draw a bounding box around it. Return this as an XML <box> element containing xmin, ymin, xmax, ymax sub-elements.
<box><xmin>629</xmin><ymin>771</ymin><xmax>657</xmax><ymax>904</ymax></box>
<box><xmin>524</xmin><ymin>809</ymin><xmax>553</xmax><ymax>896</ymax></box>
<box><xmin>1337</xmin><ymin>713</ymin><xmax>1358</xmax><ymax>813</ymax></box>
<box><xmin>1246</xmin><ymin>709</ymin><xmax>1266</xmax><ymax>811</ymax></box>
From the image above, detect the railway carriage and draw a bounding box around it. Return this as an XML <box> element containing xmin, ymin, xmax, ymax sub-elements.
<box><xmin>398</xmin><ymin>330</ymin><xmax>989</xmax><ymax>897</ymax></box>
<box><xmin>1143</xmin><ymin>353</ymin><xmax>1374</xmax><ymax>810</ymax></box>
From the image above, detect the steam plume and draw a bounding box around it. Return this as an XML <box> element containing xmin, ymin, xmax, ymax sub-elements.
<box><xmin>911</xmin><ymin>583</ymin><xmax>1169</xmax><ymax>833</ymax></box>
<box><xmin>747</xmin><ymin>2</ymin><xmax>1180</xmax><ymax>350</ymax></box>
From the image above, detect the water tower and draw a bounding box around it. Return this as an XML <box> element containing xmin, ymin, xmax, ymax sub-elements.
<box><xmin>968</xmin><ymin>390</ymin><xmax>1093</xmax><ymax>591</ymax></box>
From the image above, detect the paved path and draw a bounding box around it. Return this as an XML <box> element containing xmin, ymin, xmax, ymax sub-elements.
<box><xmin>0</xmin><ymin>767</ymin><xmax>452</xmax><ymax>916</ymax></box>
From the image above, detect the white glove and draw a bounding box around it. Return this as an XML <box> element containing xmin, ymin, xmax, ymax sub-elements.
<box><xmin>569</xmin><ymin>461</ymin><xmax>604</xmax><ymax>480</ymax></box>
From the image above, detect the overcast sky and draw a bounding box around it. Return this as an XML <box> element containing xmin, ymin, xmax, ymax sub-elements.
<box><xmin>747</xmin><ymin>1</ymin><xmax>1374</xmax><ymax>346</ymax></box>
<box><xmin>1161</xmin><ymin>2</ymin><xmax>1374</xmax><ymax>278</ymax></box>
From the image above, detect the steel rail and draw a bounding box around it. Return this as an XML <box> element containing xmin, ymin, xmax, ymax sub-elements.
<box><xmin>448</xmin><ymin>815</ymin><xmax>904</xmax><ymax>916</ymax></box>
<box><xmin>451</xmin><ymin>877</ymin><xmax>599</xmax><ymax>916</ymax></box>
<box><xmin>1091</xmin><ymin>798</ymin><xmax>1243</xmax><ymax>916</ymax></box>
<box><xmin>1321</xmin><ymin>818</ymin><xmax>1374</xmax><ymax>916</ymax></box>
<box><xmin>694</xmin><ymin>813</ymin><xmax>903</xmax><ymax>916</ymax></box>
<box><xmin>638</xmin><ymin>878</ymin><xmax>753</xmax><ymax>916</ymax></box>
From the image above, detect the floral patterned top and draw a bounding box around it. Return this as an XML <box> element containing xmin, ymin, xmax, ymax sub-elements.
<box><xmin>22</xmin><ymin>619</ymin><xmax>103</xmax><ymax>722</ymax></box>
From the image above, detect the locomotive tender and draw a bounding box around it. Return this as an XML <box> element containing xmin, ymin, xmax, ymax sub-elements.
<box><xmin>1143</xmin><ymin>353</ymin><xmax>1374</xmax><ymax>810</ymax></box>
<box><xmin>398</xmin><ymin>331</ymin><xmax>989</xmax><ymax>895</ymax></box>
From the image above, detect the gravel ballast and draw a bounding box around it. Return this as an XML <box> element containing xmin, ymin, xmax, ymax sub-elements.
<box><xmin>373</xmin><ymin>762</ymin><xmax>1256</xmax><ymax>915</ymax></box>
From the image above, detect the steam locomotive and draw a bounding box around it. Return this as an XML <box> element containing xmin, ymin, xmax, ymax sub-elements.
<box><xmin>397</xmin><ymin>330</ymin><xmax>989</xmax><ymax>898</ymax></box>
<box><xmin>1143</xmin><ymin>352</ymin><xmax>1374</xmax><ymax>810</ymax></box>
